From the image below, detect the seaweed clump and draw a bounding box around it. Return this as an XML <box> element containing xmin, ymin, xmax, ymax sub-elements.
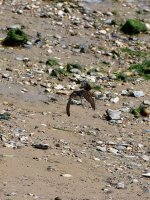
<box><xmin>121</xmin><ymin>19</ymin><xmax>147</xmax><ymax>34</ymax></box>
<box><xmin>66</xmin><ymin>63</ymin><xmax>82</xmax><ymax>73</ymax></box>
<box><xmin>131</xmin><ymin>105</ymin><xmax>150</xmax><ymax>117</ymax></box>
<box><xmin>46</xmin><ymin>58</ymin><xmax>60</xmax><ymax>67</ymax></box>
<box><xmin>129</xmin><ymin>60</ymin><xmax>150</xmax><ymax>80</ymax></box>
<box><xmin>3</xmin><ymin>28</ymin><xmax>28</xmax><ymax>46</ymax></box>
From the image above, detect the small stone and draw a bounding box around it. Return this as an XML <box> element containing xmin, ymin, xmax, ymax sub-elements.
<box><xmin>75</xmin><ymin>158</ymin><xmax>82</xmax><ymax>163</ymax></box>
<box><xmin>132</xmin><ymin>179</ymin><xmax>138</xmax><ymax>183</ymax></box>
<box><xmin>57</xmin><ymin>10</ymin><xmax>64</xmax><ymax>17</ymax></box>
<box><xmin>96</xmin><ymin>140</ymin><xmax>103</xmax><ymax>145</ymax></box>
<box><xmin>142</xmin><ymin>172</ymin><xmax>150</xmax><ymax>177</ymax></box>
<box><xmin>32</xmin><ymin>143</ymin><xmax>49</xmax><ymax>150</ymax></box>
<box><xmin>121</xmin><ymin>90</ymin><xmax>129</xmax><ymax>95</ymax></box>
<box><xmin>105</xmin><ymin>19</ymin><xmax>114</xmax><ymax>25</ymax></box>
<box><xmin>2</xmin><ymin>73</ymin><xmax>10</xmax><ymax>78</ymax></box>
<box><xmin>79</xmin><ymin>44</ymin><xmax>89</xmax><ymax>53</ymax></box>
<box><xmin>104</xmin><ymin>11</ymin><xmax>113</xmax><ymax>16</ymax></box>
<box><xmin>8</xmin><ymin>24</ymin><xmax>22</xmax><ymax>29</ymax></box>
<box><xmin>96</xmin><ymin>146</ymin><xmax>107</xmax><ymax>152</ymax></box>
<box><xmin>61</xmin><ymin>174</ymin><xmax>73</xmax><ymax>178</ymax></box>
<box><xmin>93</xmin><ymin>157</ymin><xmax>100</xmax><ymax>161</ymax></box>
<box><xmin>99</xmin><ymin>30</ymin><xmax>107</xmax><ymax>34</ymax></box>
<box><xmin>116</xmin><ymin>182</ymin><xmax>125</xmax><ymax>189</ymax></box>
<box><xmin>17</xmin><ymin>9</ymin><xmax>23</xmax><ymax>14</ymax></box>
<box><xmin>116</xmin><ymin>145</ymin><xmax>126</xmax><ymax>151</ymax></box>
<box><xmin>21</xmin><ymin>88</ymin><xmax>28</xmax><ymax>93</ymax></box>
<box><xmin>120</xmin><ymin>107</ymin><xmax>130</xmax><ymax>113</ymax></box>
<box><xmin>70</xmin><ymin>68</ymin><xmax>81</xmax><ymax>74</ymax></box>
<box><xmin>132</xmin><ymin>91</ymin><xmax>145</xmax><ymax>98</ymax></box>
<box><xmin>110</xmin><ymin>96</ymin><xmax>119</xmax><ymax>103</ymax></box>
<box><xmin>141</xmin><ymin>155</ymin><xmax>150</xmax><ymax>161</ymax></box>
<box><xmin>143</xmin><ymin>100</ymin><xmax>150</xmax><ymax>105</ymax></box>
<box><xmin>108</xmin><ymin>147</ymin><xmax>118</xmax><ymax>154</ymax></box>
<box><xmin>55</xmin><ymin>197</ymin><xmax>62</xmax><ymax>200</ymax></box>
<box><xmin>145</xmin><ymin>23</ymin><xmax>150</xmax><ymax>30</ymax></box>
<box><xmin>6</xmin><ymin>192</ymin><xmax>17</xmax><ymax>196</ymax></box>
<box><xmin>15</xmin><ymin>56</ymin><xmax>24</xmax><ymax>61</ymax></box>
<box><xmin>106</xmin><ymin>109</ymin><xmax>121</xmax><ymax>120</ymax></box>
<box><xmin>141</xmin><ymin>107</ymin><xmax>150</xmax><ymax>116</ymax></box>
<box><xmin>54</xmin><ymin>84</ymin><xmax>65</xmax><ymax>90</ymax></box>
<box><xmin>48</xmin><ymin>95</ymin><xmax>58</xmax><ymax>102</ymax></box>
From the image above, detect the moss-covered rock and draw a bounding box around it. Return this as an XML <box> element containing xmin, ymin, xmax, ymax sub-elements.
<box><xmin>131</xmin><ymin>105</ymin><xmax>150</xmax><ymax>117</ymax></box>
<box><xmin>121</xmin><ymin>19</ymin><xmax>147</xmax><ymax>34</ymax></box>
<box><xmin>46</xmin><ymin>58</ymin><xmax>59</xmax><ymax>67</ymax></box>
<box><xmin>129</xmin><ymin>60</ymin><xmax>150</xmax><ymax>80</ymax></box>
<box><xmin>3</xmin><ymin>28</ymin><xmax>28</xmax><ymax>46</ymax></box>
<box><xmin>116</xmin><ymin>72</ymin><xmax>128</xmax><ymax>82</ymax></box>
<box><xmin>0</xmin><ymin>112</ymin><xmax>11</xmax><ymax>120</ymax></box>
<box><xmin>51</xmin><ymin>68</ymin><xmax>66</xmax><ymax>77</ymax></box>
<box><xmin>87</xmin><ymin>68</ymin><xmax>99</xmax><ymax>76</ymax></box>
<box><xmin>131</xmin><ymin>106</ymin><xmax>142</xmax><ymax>118</ymax></box>
<box><xmin>66</xmin><ymin>63</ymin><xmax>82</xmax><ymax>73</ymax></box>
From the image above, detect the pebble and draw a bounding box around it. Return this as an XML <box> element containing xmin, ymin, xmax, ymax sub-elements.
<box><xmin>99</xmin><ymin>30</ymin><xmax>107</xmax><ymax>34</ymax></box>
<box><xmin>106</xmin><ymin>109</ymin><xmax>122</xmax><ymax>120</ymax></box>
<box><xmin>132</xmin><ymin>179</ymin><xmax>139</xmax><ymax>183</ymax></box>
<box><xmin>2</xmin><ymin>73</ymin><xmax>10</xmax><ymax>78</ymax></box>
<box><xmin>96</xmin><ymin>146</ymin><xmax>107</xmax><ymax>152</ymax></box>
<box><xmin>141</xmin><ymin>155</ymin><xmax>150</xmax><ymax>161</ymax></box>
<box><xmin>110</xmin><ymin>96</ymin><xmax>119</xmax><ymax>103</ymax></box>
<box><xmin>132</xmin><ymin>91</ymin><xmax>145</xmax><ymax>98</ymax></box>
<box><xmin>143</xmin><ymin>100</ymin><xmax>150</xmax><ymax>105</ymax></box>
<box><xmin>32</xmin><ymin>143</ymin><xmax>49</xmax><ymax>150</ymax></box>
<box><xmin>54</xmin><ymin>84</ymin><xmax>65</xmax><ymax>90</ymax></box>
<box><xmin>142</xmin><ymin>172</ymin><xmax>150</xmax><ymax>177</ymax></box>
<box><xmin>55</xmin><ymin>197</ymin><xmax>62</xmax><ymax>200</ymax></box>
<box><xmin>116</xmin><ymin>182</ymin><xmax>125</xmax><ymax>189</ymax></box>
<box><xmin>61</xmin><ymin>174</ymin><xmax>73</xmax><ymax>178</ymax></box>
<box><xmin>108</xmin><ymin>147</ymin><xmax>118</xmax><ymax>154</ymax></box>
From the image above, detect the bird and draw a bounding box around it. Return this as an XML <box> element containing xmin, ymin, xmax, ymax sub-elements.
<box><xmin>66</xmin><ymin>81</ymin><xmax>95</xmax><ymax>116</ymax></box>
<box><xmin>80</xmin><ymin>81</ymin><xmax>92</xmax><ymax>91</ymax></box>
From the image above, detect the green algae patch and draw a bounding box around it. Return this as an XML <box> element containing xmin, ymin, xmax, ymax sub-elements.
<box><xmin>121</xmin><ymin>47</ymin><xmax>149</xmax><ymax>59</ymax></box>
<box><xmin>0</xmin><ymin>112</ymin><xmax>11</xmax><ymax>121</ymax></box>
<box><xmin>129</xmin><ymin>60</ymin><xmax>150</xmax><ymax>80</ymax></box>
<box><xmin>131</xmin><ymin>105</ymin><xmax>150</xmax><ymax>118</ymax></box>
<box><xmin>92</xmin><ymin>84</ymin><xmax>102</xmax><ymax>91</ymax></box>
<box><xmin>51</xmin><ymin>68</ymin><xmax>66</xmax><ymax>77</ymax></box>
<box><xmin>3</xmin><ymin>28</ymin><xmax>28</xmax><ymax>46</ymax></box>
<box><xmin>131</xmin><ymin>106</ymin><xmax>143</xmax><ymax>118</ymax></box>
<box><xmin>66</xmin><ymin>63</ymin><xmax>82</xmax><ymax>72</ymax></box>
<box><xmin>46</xmin><ymin>58</ymin><xmax>59</xmax><ymax>67</ymax></box>
<box><xmin>116</xmin><ymin>72</ymin><xmax>130</xmax><ymax>82</ymax></box>
<box><xmin>121</xmin><ymin>19</ymin><xmax>147</xmax><ymax>34</ymax></box>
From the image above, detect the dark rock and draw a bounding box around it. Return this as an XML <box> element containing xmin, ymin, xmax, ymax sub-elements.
<box><xmin>121</xmin><ymin>19</ymin><xmax>147</xmax><ymax>34</ymax></box>
<box><xmin>2</xmin><ymin>28</ymin><xmax>28</xmax><ymax>46</ymax></box>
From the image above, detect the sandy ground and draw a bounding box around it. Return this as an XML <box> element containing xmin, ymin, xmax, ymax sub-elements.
<box><xmin>0</xmin><ymin>1</ymin><xmax>150</xmax><ymax>200</ymax></box>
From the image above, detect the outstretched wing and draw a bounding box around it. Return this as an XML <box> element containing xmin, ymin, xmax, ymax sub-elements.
<box><xmin>66</xmin><ymin>96</ymin><xmax>71</xmax><ymax>116</ymax></box>
<box><xmin>82</xmin><ymin>91</ymin><xmax>95</xmax><ymax>110</ymax></box>
<box><xmin>66</xmin><ymin>92</ymin><xmax>76</xmax><ymax>116</ymax></box>
<box><xmin>66</xmin><ymin>90</ymin><xmax>95</xmax><ymax>116</ymax></box>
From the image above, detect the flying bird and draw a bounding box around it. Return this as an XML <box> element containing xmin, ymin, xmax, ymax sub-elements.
<box><xmin>66</xmin><ymin>82</ymin><xmax>95</xmax><ymax>116</ymax></box>
<box><xmin>80</xmin><ymin>81</ymin><xmax>92</xmax><ymax>91</ymax></box>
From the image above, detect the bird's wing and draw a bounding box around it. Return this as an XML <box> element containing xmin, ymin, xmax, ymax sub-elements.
<box><xmin>82</xmin><ymin>91</ymin><xmax>95</xmax><ymax>110</ymax></box>
<box><xmin>66</xmin><ymin>96</ymin><xmax>71</xmax><ymax>116</ymax></box>
<box><xmin>66</xmin><ymin>92</ymin><xmax>76</xmax><ymax>116</ymax></box>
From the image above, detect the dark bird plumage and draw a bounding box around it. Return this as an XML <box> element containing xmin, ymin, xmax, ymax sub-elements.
<box><xmin>66</xmin><ymin>82</ymin><xmax>95</xmax><ymax>116</ymax></box>
<box><xmin>80</xmin><ymin>81</ymin><xmax>92</xmax><ymax>91</ymax></box>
